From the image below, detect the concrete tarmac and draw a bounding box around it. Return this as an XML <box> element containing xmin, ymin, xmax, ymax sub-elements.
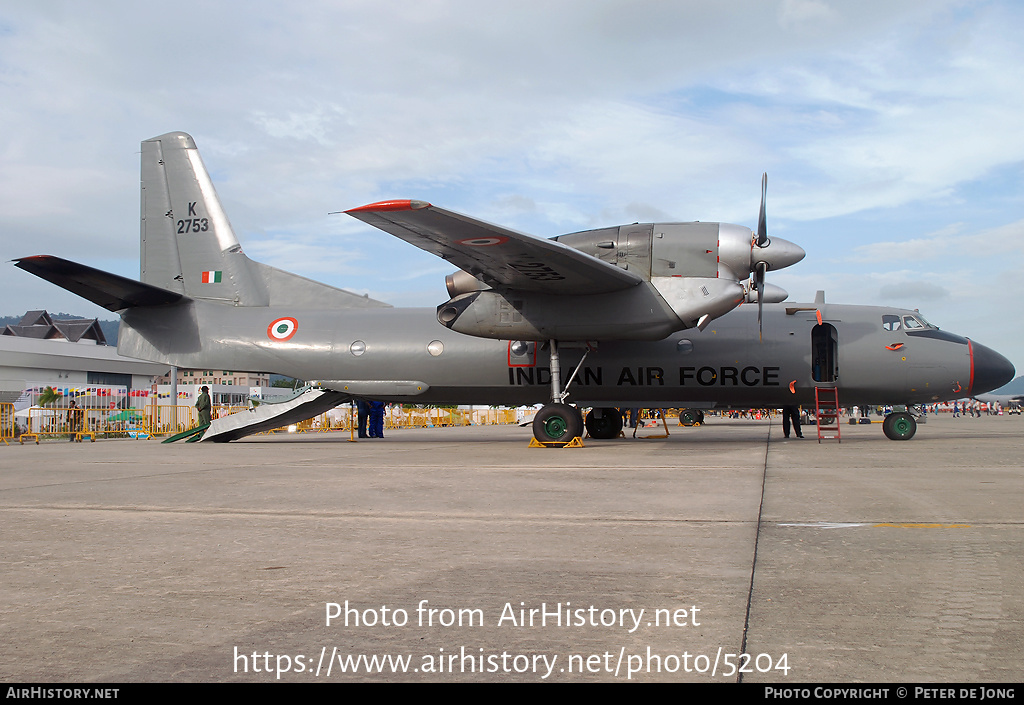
<box><xmin>1</xmin><ymin>413</ymin><xmax>1021</xmax><ymax>683</ymax></box>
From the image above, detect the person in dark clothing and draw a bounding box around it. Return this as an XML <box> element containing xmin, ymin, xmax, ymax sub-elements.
<box><xmin>67</xmin><ymin>399</ymin><xmax>82</xmax><ymax>441</ymax></box>
<box><xmin>626</xmin><ymin>408</ymin><xmax>640</xmax><ymax>428</ymax></box>
<box><xmin>196</xmin><ymin>386</ymin><xmax>212</xmax><ymax>426</ymax></box>
<box><xmin>781</xmin><ymin>405</ymin><xmax>804</xmax><ymax>438</ymax></box>
<box><xmin>356</xmin><ymin>400</ymin><xmax>370</xmax><ymax>438</ymax></box>
<box><xmin>368</xmin><ymin>401</ymin><xmax>385</xmax><ymax>438</ymax></box>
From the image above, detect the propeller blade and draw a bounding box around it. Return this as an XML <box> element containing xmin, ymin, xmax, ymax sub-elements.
<box><xmin>756</xmin><ymin>173</ymin><xmax>768</xmax><ymax>247</ymax></box>
<box><xmin>756</xmin><ymin>262</ymin><xmax>766</xmax><ymax>341</ymax></box>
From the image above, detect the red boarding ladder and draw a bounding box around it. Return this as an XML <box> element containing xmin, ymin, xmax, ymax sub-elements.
<box><xmin>815</xmin><ymin>387</ymin><xmax>841</xmax><ymax>443</ymax></box>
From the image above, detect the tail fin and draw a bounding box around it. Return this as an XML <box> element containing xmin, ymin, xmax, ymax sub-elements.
<box><xmin>141</xmin><ymin>132</ymin><xmax>388</xmax><ymax>309</ymax></box>
<box><xmin>141</xmin><ymin>132</ymin><xmax>269</xmax><ymax>304</ymax></box>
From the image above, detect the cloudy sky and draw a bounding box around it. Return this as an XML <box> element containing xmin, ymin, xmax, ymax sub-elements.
<box><xmin>2</xmin><ymin>0</ymin><xmax>1022</xmax><ymax>373</ymax></box>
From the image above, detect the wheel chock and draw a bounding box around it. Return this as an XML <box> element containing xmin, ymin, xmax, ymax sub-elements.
<box><xmin>528</xmin><ymin>436</ymin><xmax>585</xmax><ymax>448</ymax></box>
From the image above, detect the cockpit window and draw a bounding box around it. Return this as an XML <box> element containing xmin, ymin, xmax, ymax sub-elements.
<box><xmin>882</xmin><ymin>315</ymin><xmax>901</xmax><ymax>332</ymax></box>
<box><xmin>903</xmin><ymin>315</ymin><xmax>925</xmax><ymax>330</ymax></box>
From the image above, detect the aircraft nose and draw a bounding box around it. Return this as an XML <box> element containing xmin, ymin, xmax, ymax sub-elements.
<box><xmin>971</xmin><ymin>341</ymin><xmax>1016</xmax><ymax>395</ymax></box>
<box><xmin>755</xmin><ymin>236</ymin><xmax>806</xmax><ymax>271</ymax></box>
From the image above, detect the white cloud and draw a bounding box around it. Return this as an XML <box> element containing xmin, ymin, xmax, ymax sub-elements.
<box><xmin>849</xmin><ymin>219</ymin><xmax>1024</xmax><ymax>263</ymax></box>
<box><xmin>778</xmin><ymin>0</ymin><xmax>839</xmax><ymax>31</ymax></box>
<box><xmin>2</xmin><ymin>0</ymin><xmax>1022</xmax><ymax>372</ymax></box>
<box><xmin>878</xmin><ymin>281</ymin><xmax>950</xmax><ymax>301</ymax></box>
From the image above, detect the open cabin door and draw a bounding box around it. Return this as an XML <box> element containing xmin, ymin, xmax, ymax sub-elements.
<box><xmin>811</xmin><ymin>323</ymin><xmax>839</xmax><ymax>383</ymax></box>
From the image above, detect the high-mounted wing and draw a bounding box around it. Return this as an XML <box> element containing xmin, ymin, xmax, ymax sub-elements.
<box><xmin>345</xmin><ymin>200</ymin><xmax>642</xmax><ymax>295</ymax></box>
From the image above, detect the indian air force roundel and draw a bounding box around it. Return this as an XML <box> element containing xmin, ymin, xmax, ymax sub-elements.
<box><xmin>267</xmin><ymin>317</ymin><xmax>298</xmax><ymax>341</ymax></box>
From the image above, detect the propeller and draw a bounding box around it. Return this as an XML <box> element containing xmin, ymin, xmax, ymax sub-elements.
<box><xmin>754</xmin><ymin>173</ymin><xmax>769</xmax><ymax>341</ymax></box>
<box><xmin>730</xmin><ymin>172</ymin><xmax>803</xmax><ymax>340</ymax></box>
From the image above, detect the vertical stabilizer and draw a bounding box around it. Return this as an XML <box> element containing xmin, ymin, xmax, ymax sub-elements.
<box><xmin>141</xmin><ymin>132</ymin><xmax>268</xmax><ymax>306</ymax></box>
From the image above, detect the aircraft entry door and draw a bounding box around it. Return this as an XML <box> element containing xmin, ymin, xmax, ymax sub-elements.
<box><xmin>811</xmin><ymin>323</ymin><xmax>839</xmax><ymax>383</ymax></box>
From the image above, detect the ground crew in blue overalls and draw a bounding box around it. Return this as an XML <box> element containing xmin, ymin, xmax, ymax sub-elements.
<box><xmin>368</xmin><ymin>401</ymin><xmax>386</xmax><ymax>438</ymax></box>
<box><xmin>356</xmin><ymin>400</ymin><xmax>370</xmax><ymax>438</ymax></box>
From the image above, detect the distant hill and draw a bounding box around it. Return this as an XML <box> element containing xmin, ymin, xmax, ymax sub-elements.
<box><xmin>1</xmin><ymin>313</ymin><xmax>119</xmax><ymax>345</ymax></box>
<box><xmin>990</xmin><ymin>376</ymin><xmax>1024</xmax><ymax>396</ymax></box>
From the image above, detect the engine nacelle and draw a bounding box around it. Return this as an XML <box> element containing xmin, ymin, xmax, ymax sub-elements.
<box><xmin>745</xmin><ymin>282</ymin><xmax>790</xmax><ymax>304</ymax></box>
<box><xmin>437</xmin><ymin>219</ymin><xmax>801</xmax><ymax>341</ymax></box>
<box><xmin>445</xmin><ymin>270</ymin><xmax>489</xmax><ymax>297</ymax></box>
<box><xmin>436</xmin><ymin>285</ymin><xmax>685</xmax><ymax>341</ymax></box>
<box><xmin>649</xmin><ymin>276</ymin><xmax>746</xmax><ymax>330</ymax></box>
<box><xmin>554</xmin><ymin>221</ymin><xmax>803</xmax><ymax>282</ymax></box>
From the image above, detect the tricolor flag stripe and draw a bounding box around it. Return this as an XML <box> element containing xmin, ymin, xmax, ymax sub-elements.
<box><xmin>201</xmin><ymin>270</ymin><xmax>222</xmax><ymax>283</ymax></box>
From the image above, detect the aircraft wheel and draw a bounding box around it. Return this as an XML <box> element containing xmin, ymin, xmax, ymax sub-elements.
<box><xmin>883</xmin><ymin>412</ymin><xmax>917</xmax><ymax>441</ymax></box>
<box><xmin>679</xmin><ymin>408</ymin><xmax>700</xmax><ymax>426</ymax></box>
<box><xmin>585</xmin><ymin>407</ymin><xmax>623</xmax><ymax>439</ymax></box>
<box><xmin>534</xmin><ymin>403</ymin><xmax>583</xmax><ymax>443</ymax></box>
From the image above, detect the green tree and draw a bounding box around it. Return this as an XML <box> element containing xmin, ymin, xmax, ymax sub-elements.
<box><xmin>38</xmin><ymin>386</ymin><xmax>63</xmax><ymax>406</ymax></box>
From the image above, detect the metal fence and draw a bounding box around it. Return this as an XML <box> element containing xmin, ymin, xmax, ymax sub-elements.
<box><xmin>8</xmin><ymin>403</ymin><xmax>520</xmax><ymax>443</ymax></box>
<box><xmin>20</xmin><ymin>407</ymin><xmax>101</xmax><ymax>443</ymax></box>
<box><xmin>0</xmin><ymin>403</ymin><xmax>12</xmax><ymax>445</ymax></box>
<box><xmin>255</xmin><ymin>406</ymin><xmax>519</xmax><ymax>436</ymax></box>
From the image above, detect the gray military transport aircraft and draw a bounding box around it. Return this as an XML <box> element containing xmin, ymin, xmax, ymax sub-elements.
<box><xmin>14</xmin><ymin>132</ymin><xmax>1015</xmax><ymax>443</ymax></box>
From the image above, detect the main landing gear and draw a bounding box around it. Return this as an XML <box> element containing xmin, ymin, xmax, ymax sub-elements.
<box><xmin>533</xmin><ymin>403</ymin><xmax>584</xmax><ymax>443</ymax></box>
<box><xmin>531</xmin><ymin>340</ymin><xmax>590</xmax><ymax>444</ymax></box>
<box><xmin>882</xmin><ymin>411</ymin><xmax>917</xmax><ymax>441</ymax></box>
<box><xmin>678</xmin><ymin>408</ymin><xmax>705</xmax><ymax>427</ymax></box>
<box><xmin>584</xmin><ymin>407</ymin><xmax>624</xmax><ymax>440</ymax></box>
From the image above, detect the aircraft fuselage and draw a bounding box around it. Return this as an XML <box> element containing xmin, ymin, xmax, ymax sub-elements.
<box><xmin>117</xmin><ymin>298</ymin><xmax>1003</xmax><ymax>409</ymax></box>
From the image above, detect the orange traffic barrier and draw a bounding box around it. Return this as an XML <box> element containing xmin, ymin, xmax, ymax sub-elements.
<box><xmin>0</xmin><ymin>403</ymin><xmax>13</xmax><ymax>445</ymax></box>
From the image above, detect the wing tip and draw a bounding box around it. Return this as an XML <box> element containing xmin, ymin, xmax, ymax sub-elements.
<box><xmin>345</xmin><ymin>199</ymin><xmax>432</xmax><ymax>214</ymax></box>
<box><xmin>13</xmin><ymin>255</ymin><xmax>55</xmax><ymax>265</ymax></box>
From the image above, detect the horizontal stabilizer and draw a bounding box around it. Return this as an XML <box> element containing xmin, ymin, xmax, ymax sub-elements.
<box><xmin>15</xmin><ymin>256</ymin><xmax>186</xmax><ymax>312</ymax></box>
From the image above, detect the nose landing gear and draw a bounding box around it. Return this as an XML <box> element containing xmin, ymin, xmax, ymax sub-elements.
<box><xmin>882</xmin><ymin>411</ymin><xmax>917</xmax><ymax>440</ymax></box>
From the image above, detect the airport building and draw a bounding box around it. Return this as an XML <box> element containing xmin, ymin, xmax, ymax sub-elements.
<box><xmin>1</xmin><ymin>311</ymin><xmax>284</xmax><ymax>411</ymax></box>
<box><xmin>154</xmin><ymin>368</ymin><xmax>270</xmax><ymax>388</ymax></box>
<box><xmin>2</xmin><ymin>310</ymin><xmax>109</xmax><ymax>345</ymax></box>
<box><xmin>0</xmin><ymin>311</ymin><xmax>169</xmax><ymax>408</ymax></box>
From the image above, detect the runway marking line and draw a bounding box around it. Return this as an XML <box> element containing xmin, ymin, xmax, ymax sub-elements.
<box><xmin>873</xmin><ymin>522</ymin><xmax>971</xmax><ymax>528</ymax></box>
<box><xmin>779</xmin><ymin>522</ymin><xmax>972</xmax><ymax>529</ymax></box>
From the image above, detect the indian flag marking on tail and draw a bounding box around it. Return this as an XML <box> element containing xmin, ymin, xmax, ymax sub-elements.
<box><xmin>201</xmin><ymin>270</ymin><xmax>222</xmax><ymax>283</ymax></box>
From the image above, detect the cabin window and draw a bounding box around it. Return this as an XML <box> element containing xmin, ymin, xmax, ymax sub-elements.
<box><xmin>882</xmin><ymin>315</ymin><xmax>901</xmax><ymax>332</ymax></box>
